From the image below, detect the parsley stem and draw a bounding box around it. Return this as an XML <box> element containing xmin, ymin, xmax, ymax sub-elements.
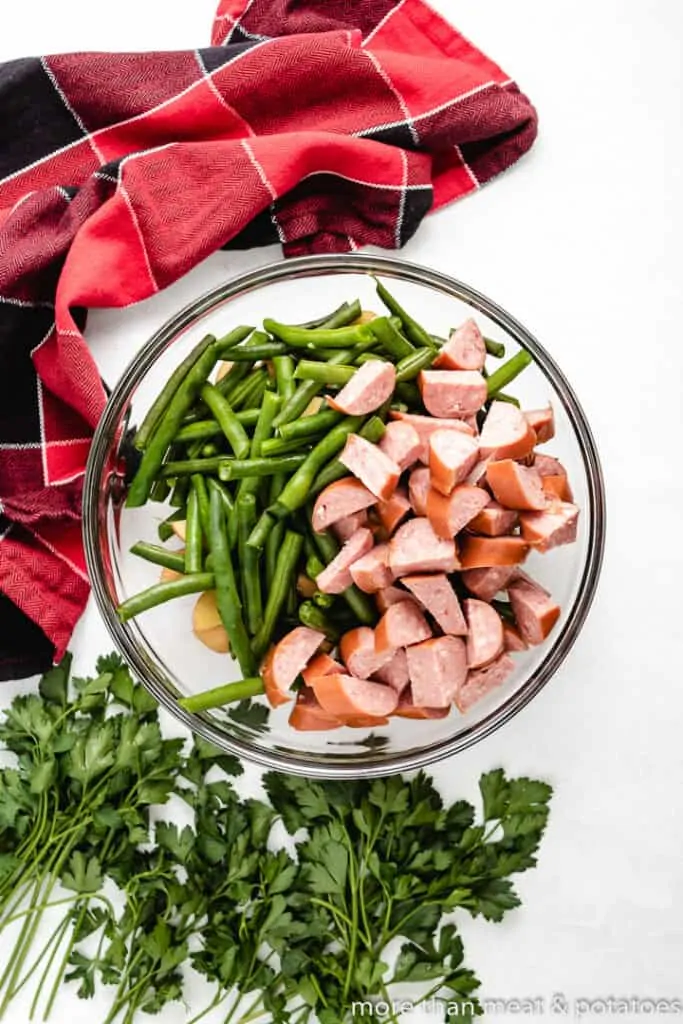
<box><xmin>43</xmin><ymin>902</ymin><xmax>87</xmax><ymax>1019</ymax></box>
<box><xmin>11</xmin><ymin>913</ymin><xmax>70</xmax><ymax>1007</ymax></box>
<box><xmin>187</xmin><ymin>990</ymin><xmax>229</xmax><ymax>1024</ymax></box>
<box><xmin>379</xmin><ymin>982</ymin><xmax>401</xmax><ymax>1024</ymax></box>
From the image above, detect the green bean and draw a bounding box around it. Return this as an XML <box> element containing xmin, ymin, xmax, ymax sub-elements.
<box><xmin>395</xmin><ymin>346</ymin><xmax>436</xmax><ymax>381</ymax></box>
<box><xmin>485</xmin><ymin>350</ymin><xmax>532</xmax><ymax>396</ymax></box>
<box><xmin>209</xmin><ymin>488</ymin><xmax>256</xmax><ymax>676</ymax></box>
<box><xmin>200</xmin><ymin>442</ymin><xmax>220</xmax><ymax>457</ymax></box>
<box><xmin>489</xmin><ymin>391</ymin><xmax>521</xmax><ymax>407</ymax></box>
<box><xmin>260</xmin><ymin>436</ymin><xmax>317</xmax><ymax>458</ymax></box>
<box><xmin>367</xmin><ymin>316</ymin><xmax>414</xmax><ymax>360</ymax></box>
<box><xmin>229</xmin><ymin>370</ymin><xmax>268</xmax><ymax>411</ymax></box>
<box><xmin>237</xmin><ymin>390</ymin><xmax>281</xmax><ymax>500</ymax></box>
<box><xmin>491</xmin><ymin>599</ymin><xmax>516</xmax><ymax>623</ymax></box>
<box><xmin>483</xmin><ymin>336</ymin><xmax>506</xmax><ymax>358</ymax></box>
<box><xmin>265</xmin><ymin>475</ymin><xmax>286</xmax><ymax>586</ymax></box>
<box><xmin>296</xmin><ymin>299</ymin><xmax>362</xmax><ymax>330</ymax></box>
<box><xmin>372</xmin><ymin>277</ymin><xmax>436</xmax><ymax>350</ymax></box>
<box><xmin>178</xmin><ymin>678</ymin><xmax>265</xmax><ymax>713</ymax></box>
<box><xmin>226</xmin><ymin>342</ymin><xmax>288</xmax><ymax>361</ymax></box>
<box><xmin>312</xmin><ymin>590</ymin><xmax>334</xmax><ymax>610</ymax></box>
<box><xmin>279</xmin><ymin>408</ymin><xmax>343</xmax><ymax>441</ymax></box>
<box><xmin>184</xmin><ymin>489</ymin><xmax>203</xmax><ymax>574</ymax></box>
<box><xmin>248</xmin><ymin>511</ymin><xmax>276</xmax><ymax>551</ymax></box>
<box><xmin>149</xmin><ymin>476</ymin><xmax>171</xmax><ymax>503</ymax></box>
<box><xmin>272</xmin><ymin>348</ymin><xmax>361</xmax><ymax>428</ymax></box>
<box><xmin>167</xmin><ymin>476</ymin><xmax>189</xmax><ymax>508</ymax></box>
<box><xmin>175</xmin><ymin>410</ymin><xmax>259</xmax><ymax>444</ymax></box>
<box><xmin>309</xmin><ymin>416</ymin><xmax>386</xmax><ymax>496</ymax></box>
<box><xmin>206</xmin><ymin>477</ymin><xmax>234</xmax><ymax>520</ymax></box>
<box><xmin>310</xmin><ymin>528</ymin><xmax>376</xmax><ymax>625</ymax></box>
<box><xmin>157</xmin><ymin>508</ymin><xmax>186</xmax><ymax>542</ymax></box>
<box><xmin>218</xmin><ymin>454</ymin><xmax>306</xmax><ymax>481</ymax></box>
<box><xmin>263</xmin><ymin>319</ymin><xmax>372</xmax><ymax>350</ymax></box>
<box><xmin>354</xmin><ymin>352</ymin><xmax>389</xmax><ymax>365</ymax></box>
<box><xmin>117</xmin><ymin>572</ymin><xmax>214</xmax><ymax>622</ymax></box>
<box><xmin>236</xmin><ymin>493</ymin><xmax>262</xmax><ymax>637</ymax></box>
<box><xmin>160</xmin><ymin>457</ymin><xmax>228</xmax><ymax>478</ymax></box>
<box><xmin>130</xmin><ymin>542</ymin><xmax>186</xmax><ymax>574</ymax></box>
<box><xmin>272</xmin><ymin>355</ymin><xmax>296</xmax><ymax>401</ymax></box>
<box><xmin>306</xmin><ymin>553</ymin><xmax>325</xmax><ymax>580</ymax></box>
<box><xmin>190</xmin><ymin>474</ymin><xmax>211</xmax><ymax>539</ymax></box>
<box><xmin>395</xmin><ymin>381</ymin><xmax>422</xmax><ymax>406</ymax></box>
<box><xmin>215</xmin><ymin>332</ymin><xmax>269</xmax><ymax>397</ymax></box>
<box><xmin>200</xmin><ymin>382</ymin><xmax>251</xmax><ymax>458</ymax></box>
<box><xmin>252</xmin><ymin>530</ymin><xmax>304</xmax><ymax>657</ymax></box>
<box><xmin>298</xmin><ymin>601</ymin><xmax>339</xmax><ymax>641</ymax></box>
<box><xmin>294</xmin><ymin>361</ymin><xmax>355</xmax><ymax>386</ymax></box>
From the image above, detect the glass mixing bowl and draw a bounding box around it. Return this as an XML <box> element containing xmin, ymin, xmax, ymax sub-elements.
<box><xmin>83</xmin><ymin>254</ymin><xmax>606</xmax><ymax>778</ymax></box>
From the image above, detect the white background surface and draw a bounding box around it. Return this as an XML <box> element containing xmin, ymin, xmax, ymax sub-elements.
<box><xmin>2</xmin><ymin>1</ymin><xmax>683</xmax><ymax>1022</ymax></box>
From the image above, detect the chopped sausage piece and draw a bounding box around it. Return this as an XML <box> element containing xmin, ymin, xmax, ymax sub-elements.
<box><xmin>508</xmin><ymin>576</ymin><xmax>561</xmax><ymax>645</ymax></box>
<box><xmin>427</xmin><ymin>484</ymin><xmax>490</xmax><ymax>539</ymax></box>
<box><xmin>524</xmin><ymin>404</ymin><xmax>555</xmax><ymax>444</ymax></box>
<box><xmin>401</xmin><ymin>573</ymin><xmax>468</xmax><ymax>635</ymax></box>
<box><xmin>339</xmin><ymin>434</ymin><xmax>400</xmax><ymax>501</ymax></box>
<box><xmin>408</xmin><ymin>466</ymin><xmax>431</xmax><ymax>515</ymax></box>
<box><xmin>465</xmin><ymin>456</ymin><xmax>492</xmax><ymax>489</ymax></box>
<box><xmin>478</xmin><ymin>401</ymin><xmax>537</xmax><ymax>460</ymax></box>
<box><xmin>342</xmin><ymin>713</ymin><xmax>391</xmax><ymax>728</ymax></box>
<box><xmin>389</xmin><ymin>518</ymin><xmax>459</xmax><ymax>577</ymax></box>
<box><xmin>375</xmin><ymin>585</ymin><xmax>419</xmax><ymax>614</ymax></box>
<box><xmin>261</xmin><ymin>626</ymin><xmax>326</xmax><ymax>707</ymax></box>
<box><xmin>349</xmin><ymin>543</ymin><xmax>394</xmax><ymax>593</ymax></box>
<box><xmin>302</xmin><ymin>652</ymin><xmax>345</xmax><ymax>687</ymax></box>
<box><xmin>486</xmin><ymin>460</ymin><xmax>548</xmax><ymax>511</ymax></box>
<box><xmin>407</xmin><ymin>636</ymin><xmax>467</xmax><ymax>707</ymax></box>
<box><xmin>289</xmin><ymin>686</ymin><xmax>343</xmax><ymax>731</ymax></box>
<box><xmin>372</xmin><ymin>648</ymin><xmax>410</xmax><ymax>694</ymax></box>
<box><xmin>377</xmin><ymin>487</ymin><xmax>412</xmax><ymax>534</ymax></box>
<box><xmin>390</xmin><ymin>410</ymin><xmax>475</xmax><ymax>462</ymax></box>
<box><xmin>533</xmin><ymin>453</ymin><xmax>568</xmax><ymax>477</ymax></box>
<box><xmin>462</xmin><ymin>565</ymin><xmax>518</xmax><ymax>601</ymax></box>
<box><xmin>316</xmin><ymin>528</ymin><xmax>374</xmax><ymax>594</ymax></box>
<box><xmin>394</xmin><ymin>688</ymin><xmax>450</xmax><ymax>718</ymax></box>
<box><xmin>332</xmin><ymin>509</ymin><xmax>370</xmax><ymax>542</ymax></box>
<box><xmin>340</xmin><ymin>626</ymin><xmax>393</xmax><ymax>678</ymax></box>
<box><xmin>459</xmin><ymin>535</ymin><xmax>529</xmax><ymax>569</ymax></box>
<box><xmin>379</xmin><ymin>421</ymin><xmax>422</xmax><ymax>470</ymax></box>
<box><xmin>455</xmin><ymin>653</ymin><xmax>515</xmax><ymax>713</ymax></box>
<box><xmin>429</xmin><ymin>429</ymin><xmax>480</xmax><ymax>495</ymax></box>
<box><xmin>468</xmin><ymin>501</ymin><xmax>519</xmax><ymax>537</ymax></box>
<box><xmin>328</xmin><ymin>359</ymin><xmax>397</xmax><ymax>415</ymax></box>
<box><xmin>433</xmin><ymin>318</ymin><xmax>486</xmax><ymax>371</ymax></box>
<box><xmin>312</xmin><ymin>478</ymin><xmax>376</xmax><ymax>533</ymax></box>
<box><xmin>311</xmin><ymin>673</ymin><xmax>399</xmax><ymax>718</ymax></box>
<box><xmin>375</xmin><ymin>600</ymin><xmax>432</xmax><ymax>654</ymax></box>
<box><xmin>463</xmin><ymin>598</ymin><xmax>504</xmax><ymax>669</ymax></box>
<box><xmin>519</xmin><ymin>501</ymin><xmax>579</xmax><ymax>552</ymax></box>
<box><xmin>502</xmin><ymin>621</ymin><xmax>528</xmax><ymax>652</ymax></box>
<box><xmin>418</xmin><ymin>369</ymin><xmax>488</xmax><ymax>418</ymax></box>
<box><xmin>542</xmin><ymin>475</ymin><xmax>573</xmax><ymax>502</ymax></box>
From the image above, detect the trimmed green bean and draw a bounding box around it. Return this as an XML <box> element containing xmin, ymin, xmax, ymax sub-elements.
<box><xmin>306</xmin><ymin>553</ymin><xmax>325</xmax><ymax>580</ymax></box>
<box><xmin>395</xmin><ymin>346</ymin><xmax>436</xmax><ymax>381</ymax></box>
<box><xmin>184</xmin><ymin>489</ymin><xmax>203</xmax><ymax>574</ymax></box>
<box><xmin>310</xmin><ymin>528</ymin><xmax>376</xmax><ymax>626</ymax></box>
<box><xmin>191</xmin><ymin>474</ymin><xmax>211</xmax><ymax>540</ymax></box>
<box><xmin>265</xmin><ymin>475</ymin><xmax>286</xmax><ymax>585</ymax></box>
<box><xmin>206</xmin><ymin>477</ymin><xmax>234</xmax><ymax>520</ymax></box>
<box><xmin>230</xmin><ymin>370</ymin><xmax>268</xmax><ymax>411</ymax></box>
<box><xmin>294</xmin><ymin>361</ymin><xmax>356</xmax><ymax>386</ymax></box>
<box><xmin>130</xmin><ymin>542</ymin><xmax>186</xmax><ymax>574</ymax></box>
<box><xmin>161</xmin><ymin>457</ymin><xmax>228</xmax><ymax>478</ymax></box>
<box><xmin>117</xmin><ymin>573</ymin><xmax>214</xmax><ymax>622</ymax></box>
<box><xmin>296</xmin><ymin>299</ymin><xmax>362</xmax><ymax>330</ymax></box>
<box><xmin>248</xmin><ymin>510</ymin><xmax>276</xmax><ymax>551</ymax></box>
<box><xmin>491</xmin><ymin>599</ymin><xmax>515</xmax><ymax>623</ymax></box>
<box><xmin>252</xmin><ymin>530</ymin><xmax>304</xmax><ymax>657</ymax></box>
<box><xmin>312</xmin><ymin>590</ymin><xmax>334</xmax><ymax>610</ymax></box>
<box><xmin>367</xmin><ymin>316</ymin><xmax>414</xmax><ymax>360</ymax></box>
<box><xmin>178</xmin><ymin>678</ymin><xmax>265</xmax><ymax>713</ymax></box>
<box><xmin>263</xmin><ymin>319</ymin><xmax>372</xmax><ymax>350</ymax></box>
<box><xmin>149</xmin><ymin>477</ymin><xmax>171</xmax><ymax>503</ymax></box>
<box><xmin>483</xmin><ymin>336</ymin><xmax>506</xmax><ymax>359</ymax></box>
<box><xmin>237</xmin><ymin>493</ymin><xmax>262</xmax><ymax>637</ymax></box>
<box><xmin>354</xmin><ymin>352</ymin><xmax>389</xmax><ymax>365</ymax></box>
<box><xmin>200</xmin><ymin>383</ymin><xmax>251</xmax><ymax>458</ymax></box>
<box><xmin>272</xmin><ymin>347</ymin><xmax>363</xmax><ymax>428</ymax></box>
<box><xmin>372</xmin><ymin>277</ymin><xmax>436</xmax><ymax>350</ymax></box>
<box><xmin>485</xmin><ymin>350</ymin><xmax>532</xmax><ymax>396</ymax></box>
<box><xmin>215</xmin><ymin>332</ymin><xmax>269</xmax><ymax>398</ymax></box>
<box><xmin>168</xmin><ymin>476</ymin><xmax>189</xmax><ymax>508</ymax></box>
<box><xmin>200</xmin><ymin>442</ymin><xmax>220</xmax><ymax>457</ymax></box>
<box><xmin>226</xmin><ymin>342</ymin><xmax>288</xmax><ymax>361</ymax></box>
<box><xmin>489</xmin><ymin>391</ymin><xmax>521</xmax><ymax>407</ymax></box>
<box><xmin>157</xmin><ymin>508</ymin><xmax>186</xmax><ymax>542</ymax></box>
<box><xmin>209</xmin><ymin>488</ymin><xmax>256</xmax><ymax>677</ymax></box>
<box><xmin>272</xmin><ymin>355</ymin><xmax>296</xmax><ymax>401</ymax></box>
<box><xmin>395</xmin><ymin>381</ymin><xmax>422</xmax><ymax>406</ymax></box>
<box><xmin>279</xmin><ymin>408</ymin><xmax>343</xmax><ymax>442</ymax></box>
<box><xmin>298</xmin><ymin>601</ymin><xmax>339</xmax><ymax>641</ymax></box>
<box><xmin>175</xmin><ymin>409</ymin><xmax>259</xmax><ymax>444</ymax></box>
<box><xmin>218</xmin><ymin>454</ymin><xmax>306</xmax><ymax>481</ymax></box>
<box><xmin>237</xmin><ymin>390</ymin><xmax>281</xmax><ymax>500</ymax></box>
<box><xmin>260</xmin><ymin>436</ymin><xmax>317</xmax><ymax>458</ymax></box>
<box><xmin>309</xmin><ymin>416</ymin><xmax>386</xmax><ymax>496</ymax></box>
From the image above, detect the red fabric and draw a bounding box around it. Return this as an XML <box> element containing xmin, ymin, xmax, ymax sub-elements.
<box><xmin>0</xmin><ymin>0</ymin><xmax>537</xmax><ymax>678</ymax></box>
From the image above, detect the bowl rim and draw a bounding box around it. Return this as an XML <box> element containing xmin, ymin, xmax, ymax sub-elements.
<box><xmin>83</xmin><ymin>252</ymin><xmax>606</xmax><ymax>778</ymax></box>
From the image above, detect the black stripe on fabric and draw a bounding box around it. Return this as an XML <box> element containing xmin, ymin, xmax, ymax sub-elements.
<box><xmin>362</xmin><ymin>122</ymin><xmax>419</xmax><ymax>151</ymax></box>
<box><xmin>0</xmin><ymin>306</ymin><xmax>53</xmax><ymax>444</ymax></box>
<box><xmin>397</xmin><ymin>186</ymin><xmax>433</xmax><ymax>248</ymax></box>
<box><xmin>221</xmin><ymin>205</ymin><xmax>280</xmax><ymax>250</ymax></box>
<box><xmin>0</xmin><ymin>591</ymin><xmax>55</xmax><ymax>681</ymax></box>
<box><xmin>199</xmin><ymin>42</ymin><xmax>260</xmax><ymax>73</ymax></box>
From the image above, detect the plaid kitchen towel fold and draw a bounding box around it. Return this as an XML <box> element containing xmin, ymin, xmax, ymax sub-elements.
<box><xmin>0</xmin><ymin>0</ymin><xmax>538</xmax><ymax>680</ymax></box>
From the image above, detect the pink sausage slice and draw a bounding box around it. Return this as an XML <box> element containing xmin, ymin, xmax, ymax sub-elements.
<box><xmin>302</xmin><ymin>652</ymin><xmax>345</xmax><ymax>687</ymax></box>
<box><xmin>333</xmin><ymin>508</ymin><xmax>370</xmax><ymax>542</ymax></box>
<box><xmin>429</xmin><ymin>429</ymin><xmax>480</xmax><ymax>495</ymax></box>
<box><xmin>533</xmin><ymin>453</ymin><xmax>568</xmax><ymax>477</ymax></box>
<box><xmin>524</xmin><ymin>405</ymin><xmax>555</xmax><ymax>444</ymax></box>
<box><xmin>479</xmin><ymin>401</ymin><xmax>537</xmax><ymax>461</ymax></box>
<box><xmin>468</xmin><ymin>501</ymin><xmax>519</xmax><ymax>537</ymax></box>
<box><xmin>389</xmin><ymin>517</ymin><xmax>459</xmax><ymax>577</ymax></box>
<box><xmin>427</xmin><ymin>484</ymin><xmax>490</xmax><ymax>539</ymax></box>
<box><xmin>407</xmin><ymin>636</ymin><xmax>467</xmax><ymax>707</ymax></box>
<box><xmin>312</xmin><ymin>478</ymin><xmax>376</xmax><ymax>533</ymax></box>
<box><xmin>316</xmin><ymin>528</ymin><xmax>374</xmax><ymax>594</ymax></box>
<box><xmin>401</xmin><ymin>573</ymin><xmax>468</xmax><ymax>635</ymax></box>
<box><xmin>339</xmin><ymin>434</ymin><xmax>400</xmax><ymax>501</ymax></box>
<box><xmin>418</xmin><ymin>369</ymin><xmax>488</xmax><ymax>418</ymax></box>
<box><xmin>377</xmin><ymin>487</ymin><xmax>412</xmax><ymax>535</ymax></box>
<box><xmin>508</xmin><ymin>576</ymin><xmax>560</xmax><ymax>646</ymax></box>
<box><xmin>379</xmin><ymin>420</ymin><xmax>422</xmax><ymax>470</ymax></box>
<box><xmin>455</xmin><ymin>653</ymin><xmax>515</xmax><ymax>713</ymax></box>
<box><xmin>433</xmin><ymin>319</ymin><xmax>486</xmax><ymax>372</ymax></box>
<box><xmin>328</xmin><ymin>359</ymin><xmax>396</xmax><ymax>416</ymax></box>
<box><xmin>462</xmin><ymin>565</ymin><xmax>518</xmax><ymax>602</ymax></box>
<box><xmin>340</xmin><ymin>626</ymin><xmax>393</xmax><ymax>678</ymax></box>
<box><xmin>502</xmin><ymin>622</ymin><xmax>528</xmax><ymax>652</ymax></box>
<box><xmin>349</xmin><ymin>543</ymin><xmax>394</xmax><ymax>593</ymax></box>
<box><xmin>486</xmin><ymin>460</ymin><xmax>548</xmax><ymax>511</ymax></box>
<box><xmin>312</xmin><ymin>673</ymin><xmax>399</xmax><ymax>718</ymax></box>
<box><xmin>372</xmin><ymin>648</ymin><xmax>410</xmax><ymax>694</ymax></box>
<box><xmin>375</xmin><ymin>600</ymin><xmax>432</xmax><ymax>654</ymax></box>
<box><xmin>394</xmin><ymin>688</ymin><xmax>450</xmax><ymax>719</ymax></box>
<box><xmin>375</xmin><ymin>585</ymin><xmax>419</xmax><ymax>614</ymax></box>
<box><xmin>408</xmin><ymin>466</ymin><xmax>431</xmax><ymax>515</ymax></box>
<box><xmin>519</xmin><ymin>501</ymin><xmax>579</xmax><ymax>552</ymax></box>
<box><xmin>390</xmin><ymin>410</ymin><xmax>475</xmax><ymax>463</ymax></box>
<box><xmin>289</xmin><ymin>686</ymin><xmax>343</xmax><ymax>731</ymax></box>
<box><xmin>261</xmin><ymin>626</ymin><xmax>326</xmax><ymax>707</ymax></box>
<box><xmin>463</xmin><ymin>598</ymin><xmax>504</xmax><ymax>669</ymax></box>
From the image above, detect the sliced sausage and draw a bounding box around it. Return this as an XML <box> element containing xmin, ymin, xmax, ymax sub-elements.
<box><xmin>455</xmin><ymin>653</ymin><xmax>515</xmax><ymax>713</ymax></box>
<box><xmin>311</xmin><ymin>673</ymin><xmax>399</xmax><ymax>718</ymax></box>
<box><xmin>524</xmin><ymin>404</ymin><xmax>555</xmax><ymax>444</ymax></box>
<box><xmin>349</xmin><ymin>543</ymin><xmax>393</xmax><ymax>593</ymax></box>
<box><xmin>312</xmin><ymin>478</ymin><xmax>376</xmax><ymax>533</ymax></box>
<box><xmin>302</xmin><ymin>652</ymin><xmax>345</xmax><ymax>687</ymax></box>
<box><xmin>375</xmin><ymin>600</ymin><xmax>432</xmax><ymax>654</ymax></box>
<box><xmin>429</xmin><ymin>429</ymin><xmax>480</xmax><ymax>495</ymax></box>
<box><xmin>339</xmin><ymin>434</ymin><xmax>400</xmax><ymax>501</ymax></box>
<box><xmin>418</xmin><ymin>369</ymin><xmax>488</xmax><ymax>418</ymax></box>
<box><xmin>377</xmin><ymin>487</ymin><xmax>412</xmax><ymax>535</ymax></box>
<box><xmin>486</xmin><ymin>460</ymin><xmax>548</xmax><ymax>511</ymax></box>
<box><xmin>394</xmin><ymin>688</ymin><xmax>451</xmax><ymax>719</ymax></box>
<box><xmin>519</xmin><ymin>501</ymin><xmax>579</xmax><ymax>552</ymax></box>
<box><xmin>502</xmin><ymin>621</ymin><xmax>528</xmax><ymax>652</ymax></box>
<box><xmin>333</xmin><ymin>508</ymin><xmax>370</xmax><ymax>542</ymax></box>
<box><xmin>408</xmin><ymin>466</ymin><xmax>431</xmax><ymax>515</ymax></box>
<box><xmin>465</xmin><ymin>456</ymin><xmax>492</xmax><ymax>489</ymax></box>
<box><xmin>389</xmin><ymin>517</ymin><xmax>459</xmax><ymax>577</ymax></box>
<box><xmin>342</xmin><ymin>713</ymin><xmax>391</xmax><ymax>728</ymax></box>
<box><xmin>289</xmin><ymin>686</ymin><xmax>343</xmax><ymax>731</ymax></box>
<box><xmin>316</xmin><ymin>528</ymin><xmax>374</xmax><ymax>594</ymax></box>
<box><xmin>261</xmin><ymin>626</ymin><xmax>326</xmax><ymax>707</ymax></box>
<box><xmin>375</xmin><ymin>585</ymin><xmax>419</xmax><ymax>614</ymax></box>
<box><xmin>328</xmin><ymin>359</ymin><xmax>396</xmax><ymax>416</ymax></box>
<box><xmin>463</xmin><ymin>598</ymin><xmax>504</xmax><ymax>669</ymax></box>
<box><xmin>467</xmin><ymin>500</ymin><xmax>519</xmax><ymax>537</ymax></box>
<box><xmin>462</xmin><ymin>565</ymin><xmax>518</xmax><ymax>601</ymax></box>
<box><xmin>433</xmin><ymin>318</ymin><xmax>486</xmax><ymax>372</ymax></box>
<box><xmin>379</xmin><ymin>420</ymin><xmax>422</xmax><ymax>470</ymax></box>
<box><xmin>427</xmin><ymin>484</ymin><xmax>490</xmax><ymax>539</ymax></box>
<box><xmin>340</xmin><ymin>626</ymin><xmax>393</xmax><ymax>678</ymax></box>
<box><xmin>479</xmin><ymin>401</ymin><xmax>537</xmax><ymax>460</ymax></box>
<box><xmin>407</xmin><ymin>636</ymin><xmax>467</xmax><ymax>707</ymax></box>
<box><xmin>508</xmin><ymin>576</ymin><xmax>561</xmax><ymax>645</ymax></box>
<box><xmin>533</xmin><ymin>453</ymin><xmax>568</xmax><ymax>477</ymax></box>
<box><xmin>390</xmin><ymin>410</ymin><xmax>475</xmax><ymax>463</ymax></box>
<box><xmin>459</xmin><ymin>535</ymin><xmax>529</xmax><ymax>569</ymax></box>
<box><xmin>372</xmin><ymin>648</ymin><xmax>410</xmax><ymax>693</ymax></box>
<box><xmin>401</xmin><ymin>573</ymin><xmax>468</xmax><ymax>635</ymax></box>
<box><xmin>542</xmin><ymin>474</ymin><xmax>573</xmax><ymax>502</ymax></box>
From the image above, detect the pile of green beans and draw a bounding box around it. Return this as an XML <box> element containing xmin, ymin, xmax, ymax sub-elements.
<box><xmin>118</xmin><ymin>282</ymin><xmax>530</xmax><ymax>713</ymax></box>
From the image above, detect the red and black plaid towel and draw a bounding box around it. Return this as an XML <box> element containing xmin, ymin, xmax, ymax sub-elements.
<box><xmin>0</xmin><ymin>0</ymin><xmax>537</xmax><ymax>680</ymax></box>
